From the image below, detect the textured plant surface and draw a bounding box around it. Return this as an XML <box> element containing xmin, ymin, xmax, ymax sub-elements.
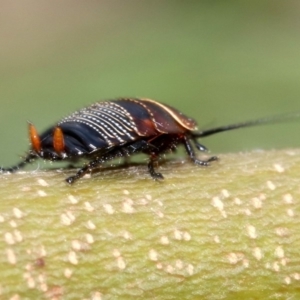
<box><xmin>0</xmin><ymin>149</ymin><xmax>300</xmax><ymax>300</ymax></box>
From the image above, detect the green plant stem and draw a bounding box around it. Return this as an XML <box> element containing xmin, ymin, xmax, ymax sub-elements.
<box><xmin>0</xmin><ymin>149</ymin><xmax>300</xmax><ymax>300</ymax></box>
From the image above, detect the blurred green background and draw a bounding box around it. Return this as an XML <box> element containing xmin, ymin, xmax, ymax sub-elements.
<box><xmin>1</xmin><ymin>1</ymin><xmax>300</xmax><ymax>167</ymax></box>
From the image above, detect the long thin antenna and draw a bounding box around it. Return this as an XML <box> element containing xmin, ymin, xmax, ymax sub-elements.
<box><xmin>193</xmin><ymin>112</ymin><xmax>300</xmax><ymax>138</ymax></box>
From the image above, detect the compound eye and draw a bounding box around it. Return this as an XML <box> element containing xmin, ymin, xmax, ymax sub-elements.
<box><xmin>28</xmin><ymin>122</ymin><xmax>41</xmax><ymax>153</ymax></box>
<box><xmin>53</xmin><ymin>126</ymin><xmax>65</xmax><ymax>153</ymax></box>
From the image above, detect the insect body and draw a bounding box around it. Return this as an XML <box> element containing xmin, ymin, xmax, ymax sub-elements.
<box><xmin>0</xmin><ymin>98</ymin><xmax>295</xmax><ymax>183</ymax></box>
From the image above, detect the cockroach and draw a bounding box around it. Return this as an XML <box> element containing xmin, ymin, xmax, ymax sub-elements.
<box><xmin>0</xmin><ymin>98</ymin><xmax>297</xmax><ymax>183</ymax></box>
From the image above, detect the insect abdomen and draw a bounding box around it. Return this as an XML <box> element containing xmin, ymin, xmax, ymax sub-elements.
<box><xmin>57</xmin><ymin>98</ymin><xmax>197</xmax><ymax>155</ymax></box>
<box><xmin>58</xmin><ymin>101</ymin><xmax>142</xmax><ymax>151</ymax></box>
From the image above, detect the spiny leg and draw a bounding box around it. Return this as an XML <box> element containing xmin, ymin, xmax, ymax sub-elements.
<box><xmin>133</xmin><ymin>140</ymin><xmax>164</xmax><ymax>180</ymax></box>
<box><xmin>148</xmin><ymin>154</ymin><xmax>164</xmax><ymax>180</ymax></box>
<box><xmin>127</xmin><ymin>139</ymin><xmax>163</xmax><ymax>180</ymax></box>
<box><xmin>0</xmin><ymin>153</ymin><xmax>37</xmax><ymax>173</ymax></box>
<box><xmin>66</xmin><ymin>146</ymin><xmax>130</xmax><ymax>184</ymax></box>
<box><xmin>65</xmin><ymin>159</ymin><xmax>101</xmax><ymax>184</ymax></box>
<box><xmin>66</xmin><ymin>140</ymin><xmax>160</xmax><ymax>184</ymax></box>
<box><xmin>183</xmin><ymin>136</ymin><xmax>217</xmax><ymax>166</ymax></box>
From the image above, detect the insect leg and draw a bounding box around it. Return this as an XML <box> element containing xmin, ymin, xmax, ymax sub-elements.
<box><xmin>65</xmin><ymin>159</ymin><xmax>100</xmax><ymax>184</ymax></box>
<box><xmin>183</xmin><ymin>136</ymin><xmax>217</xmax><ymax>166</ymax></box>
<box><xmin>131</xmin><ymin>140</ymin><xmax>164</xmax><ymax>180</ymax></box>
<box><xmin>66</xmin><ymin>140</ymin><xmax>161</xmax><ymax>184</ymax></box>
<box><xmin>148</xmin><ymin>154</ymin><xmax>164</xmax><ymax>180</ymax></box>
<box><xmin>0</xmin><ymin>153</ymin><xmax>36</xmax><ymax>173</ymax></box>
<box><xmin>125</xmin><ymin>139</ymin><xmax>163</xmax><ymax>180</ymax></box>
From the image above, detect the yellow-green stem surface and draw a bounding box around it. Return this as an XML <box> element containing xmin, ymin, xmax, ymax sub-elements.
<box><xmin>0</xmin><ymin>149</ymin><xmax>300</xmax><ymax>300</ymax></box>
